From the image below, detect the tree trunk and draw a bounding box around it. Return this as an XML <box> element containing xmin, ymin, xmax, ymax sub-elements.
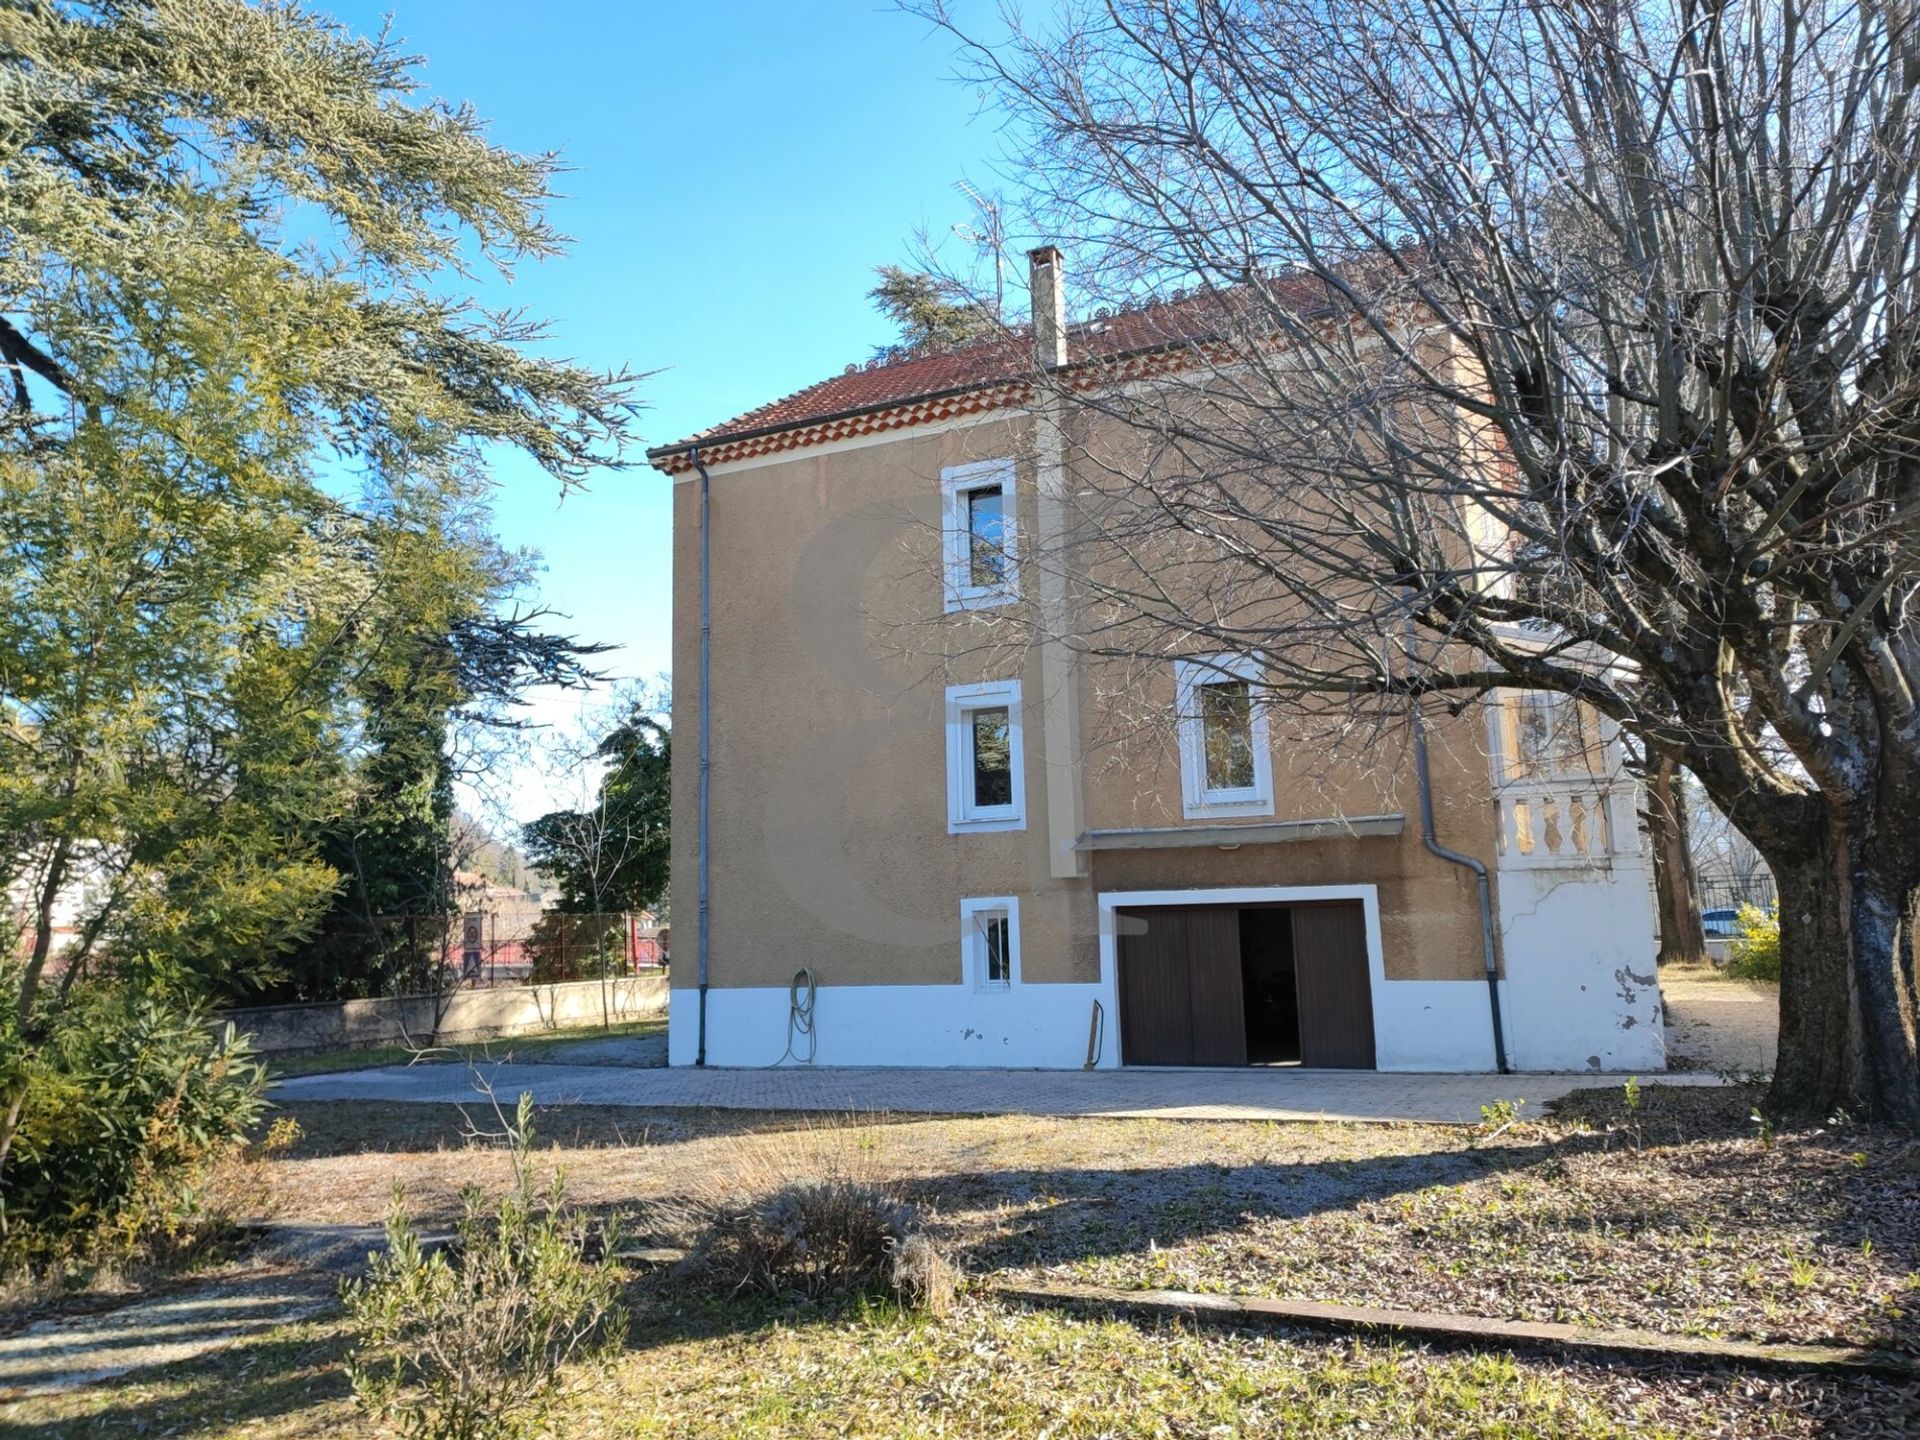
<box><xmin>1768</xmin><ymin>822</ymin><xmax>1920</xmax><ymax>1129</ymax></box>
<box><xmin>1646</xmin><ymin>760</ymin><xmax>1706</xmax><ymax>966</ymax></box>
<box><xmin>0</xmin><ymin>837</ymin><xmax>72</xmax><ymax>1188</ymax></box>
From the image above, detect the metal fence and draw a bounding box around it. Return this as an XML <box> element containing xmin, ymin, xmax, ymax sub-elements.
<box><xmin>1696</xmin><ymin>876</ymin><xmax>1777</xmax><ymax>915</ymax></box>
<box><xmin>461</xmin><ymin>908</ymin><xmax>667</xmax><ymax>987</ymax></box>
<box><xmin>271</xmin><ymin>906</ymin><xmax>665</xmax><ymax>997</ymax></box>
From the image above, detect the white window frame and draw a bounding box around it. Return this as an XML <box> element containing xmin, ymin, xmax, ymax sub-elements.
<box><xmin>945</xmin><ymin>678</ymin><xmax>1026</xmax><ymax>833</ymax></box>
<box><xmin>1175</xmin><ymin>655</ymin><xmax>1275</xmax><ymax>819</ymax></box>
<box><xmin>959</xmin><ymin>895</ymin><xmax>1020</xmax><ymax>993</ymax></box>
<box><xmin>940</xmin><ymin>457</ymin><xmax>1020</xmax><ymax>611</ymax></box>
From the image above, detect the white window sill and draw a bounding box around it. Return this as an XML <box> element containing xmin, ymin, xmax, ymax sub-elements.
<box><xmin>948</xmin><ymin>811</ymin><xmax>1026</xmax><ymax>835</ymax></box>
<box><xmin>1182</xmin><ymin>790</ymin><xmax>1276</xmax><ymax>821</ymax></box>
<box><xmin>944</xmin><ymin>587</ymin><xmax>1019</xmax><ymax>615</ymax></box>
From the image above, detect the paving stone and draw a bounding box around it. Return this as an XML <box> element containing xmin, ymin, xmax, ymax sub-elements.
<box><xmin>276</xmin><ymin>1060</ymin><xmax>1726</xmax><ymax>1125</ymax></box>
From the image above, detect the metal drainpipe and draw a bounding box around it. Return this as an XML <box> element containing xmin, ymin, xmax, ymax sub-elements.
<box><xmin>691</xmin><ymin>446</ymin><xmax>713</xmax><ymax>1067</ymax></box>
<box><xmin>1411</xmin><ymin>704</ymin><xmax>1510</xmax><ymax>1074</ymax></box>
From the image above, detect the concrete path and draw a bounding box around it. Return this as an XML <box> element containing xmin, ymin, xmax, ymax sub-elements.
<box><xmin>277</xmin><ymin>1059</ymin><xmax>1725</xmax><ymax>1125</ymax></box>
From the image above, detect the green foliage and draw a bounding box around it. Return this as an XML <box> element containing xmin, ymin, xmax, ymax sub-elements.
<box><xmin>1475</xmin><ymin>1098</ymin><xmax>1523</xmax><ymax>1134</ymax></box>
<box><xmin>522</xmin><ymin>710</ymin><xmax>669</xmax><ymax>916</ymax></box>
<box><xmin>342</xmin><ymin>1095</ymin><xmax>629</xmax><ymax>1440</ymax></box>
<box><xmin>867</xmin><ymin>265</ymin><xmax>998</xmax><ymax>359</ymax></box>
<box><xmin>0</xmin><ymin>986</ymin><xmax>266</xmax><ymax>1267</ymax></box>
<box><xmin>523</xmin><ymin>910</ymin><xmax>628</xmax><ymax>984</ymax></box>
<box><xmin>1727</xmin><ymin>905</ymin><xmax>1782</xmax><ymax>983</ymax></box>
<box><xmin>0</xmin><ymin>0</ymin><xmax>637</xmax><ymax>1193</ymax></box>
<box><xmin>0</xmin><ymin>0</ymin><xmax>647</xmax><ymax>1283</ymax></box>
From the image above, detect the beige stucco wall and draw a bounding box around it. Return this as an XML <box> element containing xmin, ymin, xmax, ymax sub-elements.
<box><xmin>671</xmin><ymin>417</ymin><xmax>1100</xmax><ymax>994</ymax></box>
<box><xmin>670</xmin><ymin>409</ymin><xmax>1505</xmax><ymax>996</ymax></box>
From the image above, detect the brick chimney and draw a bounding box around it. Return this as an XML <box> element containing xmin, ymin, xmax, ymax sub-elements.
<box><xmin>1028</xmin><ymin>245</ymin><xmax>1068</xmax><ymax>368</ymax></box>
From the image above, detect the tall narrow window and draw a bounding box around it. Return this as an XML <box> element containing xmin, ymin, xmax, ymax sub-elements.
<box><xmin>1198</xmin><ymin>679</ymin><xmax>1256</xmax><ymax>790</ymax></box>
<box><xmin>967</xmin><ymin>486</ymin><xmax>1008</xmax><ymax>587</ymax></box>
<box><xmin>971</xmin><ymin>706</ymin><xmax>1013</xmax><ymax>807</ymax></box>
<box><xmin>941</xmin><ymin>458</ymin><xmax>1019</xmax><ymax>610</ymax></box>
<box><xmin>946</xmin><ymin>680</ymin><xmax>1025</xmax><ymax>832</ymax></box>
<box><xmin>1176</xmin><ymin>656</ymin><xmax>1274</xmax><ymax>819</ymax></box>
<box><xmin>960</xmin><ymin>897</ymin><xmax>1019</xmax><ymax>992</ymax></box>
<box><xmin>981</xmin><ymin>911</ymin><xmax>1011</xmax><ymax>987</ymax></box>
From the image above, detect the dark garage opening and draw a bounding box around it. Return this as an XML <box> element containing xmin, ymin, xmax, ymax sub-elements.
<box><xmin>1116</xmin><ymin>899</ymin><xmax>1375</xmax><ymax>1069</ymax></box>
<box><xmin>1239</xmin><ymin>907</ymin><xmax>1300</xmax><ymax>1063</ymax></box>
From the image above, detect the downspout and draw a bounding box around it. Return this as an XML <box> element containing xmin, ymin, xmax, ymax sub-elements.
<box><xmin>1411</xmin><ymin>703</ymin><xmax>1510</xmax><ymax>1074</ymax></box>
<box><xmin>691</xmin><ymin>446</ymin><xmax>713</xmax><ymax>1067</ymax></box>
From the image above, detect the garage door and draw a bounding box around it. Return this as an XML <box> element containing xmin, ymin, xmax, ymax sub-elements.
<box><xmin>1115</xmin><ymin>906</ymin><xmax>1247</xmax><ymax>1066</ymax></box>
<box><xmin>1291</xmin><ymin>902</ymin><xmax>1376</xmax><ymax>1069</ymax></box>
<box><xmin>1116</xmin><ymin>900</ymin><xmax>1375</xmax><ymax>1069</ymax></box>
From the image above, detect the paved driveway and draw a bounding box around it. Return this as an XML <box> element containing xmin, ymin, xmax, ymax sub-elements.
<box><xmin>276</xmin><ymin>1061</ymin><xmax>1724</xmax><ymax>1125</ymax></box>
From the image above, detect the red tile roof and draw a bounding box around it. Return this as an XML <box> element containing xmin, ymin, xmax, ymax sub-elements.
<box><xmin>646</xmin><ymin>272</ymin><xmax>1345</xmax><ymax>474</ymax></box>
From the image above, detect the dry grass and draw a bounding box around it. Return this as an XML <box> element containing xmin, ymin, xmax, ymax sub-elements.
<box><xmin>11</xmin><ymin>1082</ymin><xmax>1920</xmax><ymax>1438</ymax></box>
<box><xmin>257</xmin><ymin>1086</ymin><xmax>1920</xmax><ymax>1356</ymax></box>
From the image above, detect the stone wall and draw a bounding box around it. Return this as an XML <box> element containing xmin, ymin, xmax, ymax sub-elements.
<box><xmin>219</xmin><ymin>974</ymin><xmax>669</xmax><ymax>1056</ymax></box>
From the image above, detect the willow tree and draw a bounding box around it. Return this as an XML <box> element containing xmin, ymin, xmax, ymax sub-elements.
<box><xmin>0</xmin><ymin>0</ymin><xmax>636</xmax><ymax>1172</ymax></box>
<box><xmin>925</xmin><ymin>0</ymin><xmax>1920</xmax><ymax>1124</ymax></box>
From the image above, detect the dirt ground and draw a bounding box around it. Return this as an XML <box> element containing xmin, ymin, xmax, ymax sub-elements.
<box><xmin>258</xmin><ymin>1084</ymin><xmax>1916</xmax><ymax>1355</ymax></box>
<box><xmin>1661</xmin><ymin>965</ymin><xmax>1779</xmax><ymax>1075</ymax></box>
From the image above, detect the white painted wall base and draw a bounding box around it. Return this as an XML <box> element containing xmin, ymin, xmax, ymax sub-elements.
<box><xmin>673</xmin><ymin>872</ymin><xmax>1664</xmax><ymax>1075</ymax></box>
<box><xmin>1495</xmin><ymin>859</ymin><xmax>1666</xmax><ymax>1073</ymax></box>
<box><xmin>668</xmin><ymin>979</ymin><xmax>1121</xmax><ymax>1069</ymax></box>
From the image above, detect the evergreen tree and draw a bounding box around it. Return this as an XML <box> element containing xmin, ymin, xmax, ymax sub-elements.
<box><xmin>0</xmin><ymin>0</ymin><xmax>637</xmax><ymax>1175</ymax></box>
<box><xmin>868</xmin><ymin>266</ymin><xmax>998</xmax><ymax>359</ymax></box>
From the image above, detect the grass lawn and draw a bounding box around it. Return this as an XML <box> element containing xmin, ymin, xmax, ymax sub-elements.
<box><xmin>265</xmin><ymin>1016</ymin><xmax>665</xmax><ymax>1077</ymax></box>
<box><xmin>9</xmin><ymin>1084</ymin><xmax>1918</xmax><ymax>1437</ymax></box>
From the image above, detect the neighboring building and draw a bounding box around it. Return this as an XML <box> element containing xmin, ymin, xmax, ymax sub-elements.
<box><xmin>646</xmin><ymin>250</ymin><xmax>1661</xmax><ymax>1073</ymax></box>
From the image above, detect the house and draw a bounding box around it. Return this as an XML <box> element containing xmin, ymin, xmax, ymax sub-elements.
<box><xmin>646</xmin><ymin>249</ymin><xmax>1662</xmax><ymax>1073</ymax></box>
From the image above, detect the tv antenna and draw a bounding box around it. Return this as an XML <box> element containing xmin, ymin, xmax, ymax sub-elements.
<box><xmin>951</xmin><ymin>181</ymin><xmax>1005</xmax><ymax>322</ymax></box>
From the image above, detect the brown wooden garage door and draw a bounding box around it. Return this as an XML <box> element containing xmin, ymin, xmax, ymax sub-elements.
<box><xmin>1115</xmin><ymin>906</ymin><xmax>1247</xmax><ymax>1066</ymax></box>
<box><xmin>1117</xmin><ymin>900</ymin><xmax>1375</xmax><ymax>1069</ymax></box>
<box><xmin>1291</xmin><ymin>901</ymin><xmax>1375</xmax><ymax>1069</ymax></box>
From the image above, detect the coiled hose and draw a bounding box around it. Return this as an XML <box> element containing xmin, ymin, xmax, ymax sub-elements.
<box><xmin>778</xmin><ymin>965</ymin><xmax>817</xmax><ymax>1066</ymax></box>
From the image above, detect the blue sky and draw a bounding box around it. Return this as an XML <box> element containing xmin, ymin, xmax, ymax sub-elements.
<box><xmin>320</xmin><ymin>2</ymin><xmax>1012</xmax><ymax>816</ymax></box>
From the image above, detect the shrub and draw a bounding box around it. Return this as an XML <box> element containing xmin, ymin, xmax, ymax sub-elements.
<box><xmin>889</xmin><ymin>1231</ymin><xmax>956</xmax><ymax>1317</ymax></box>
<box><xmin>1726</xmin><ymin>904</ymin><xmax>1781</xmax><ymax>982</ymax></box>
<box><xmin>1</xmin><ymin>987</ymin><xmax>267</xmax><ymax>1269</ymax></box>
<box><xmin>342</xmin><ymin>1093</ymin><xmax>629</xmax><ymax>1440</ymax></box>
<box><xmin>692</xmin><ymin>1177</ymin><xmax>918</xmax><ymax>1301</ymax></box>
<box><xmin>671</xmin><ymin>1119</ymin><xmax>951</xmax><ymax>1310</ymax></box>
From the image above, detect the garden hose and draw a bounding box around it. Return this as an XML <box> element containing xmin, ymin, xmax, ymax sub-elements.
<box><xmin>778</xmin><ymin>965</ymin><xmax>817</xmax><ymax>1066</ymax></box>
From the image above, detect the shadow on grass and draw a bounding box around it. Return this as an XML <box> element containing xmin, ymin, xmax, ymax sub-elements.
<box><xmin>0</xmin><ymin>1317</ymin><xmax>353</xmax><ymax>1440</ymax></box>
<box><xmin>17</xmin><ymin>1237</ymin><xmax>1913</xmax><ymax>1440</ymax></box>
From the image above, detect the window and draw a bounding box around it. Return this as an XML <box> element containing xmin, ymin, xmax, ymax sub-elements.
<box><xmin>1502</xmin><ymin>692</ymin><xmax>1601</xmax><ymax>780</ymax></box>
<box><xmin>1175</xmin><ymin>656</ymin><xmax>1274</xmax><ymax>818</ymax></box>
<box><xmin>941</xmin><ymin>458</ymin><xmax>1019</xmax><ymax>610</ymax></box>
<box><xmin>959</xmin><ymin>896</ymin><xmax>1020</xmax><ymax>992</ymax></box>
<box><xmin>946</xmin><ymin>679</ymin><xmax>1025</xmax><ymax>832</ymax></box>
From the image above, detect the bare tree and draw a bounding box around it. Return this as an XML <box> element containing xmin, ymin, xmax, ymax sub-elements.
<box><xmin>921</xmin><ymin>0</ymin><xmax>1920</xmax><ymax>1124</ymax></box>
<box><xmin>1689</xmin><ymin>781</ymin><xmax>1775</xmax><ymax>895</ymax></box>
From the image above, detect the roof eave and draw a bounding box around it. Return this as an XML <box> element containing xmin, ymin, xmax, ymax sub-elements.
<box><xmin>642</xmin><ymin>330</ymin><xmax>1235</xmax><ymax>476</ymax></box>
